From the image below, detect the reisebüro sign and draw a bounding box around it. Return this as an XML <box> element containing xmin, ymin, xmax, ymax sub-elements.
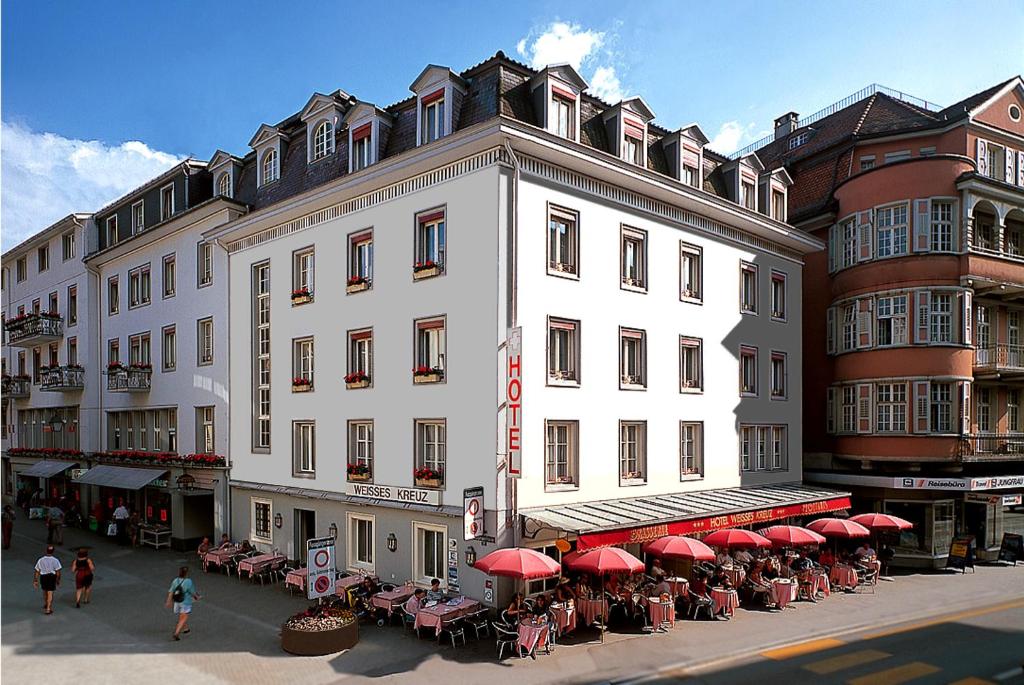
<box><xmin>345</xmin><ymin>482</ymin><xmax>441</xmax><ymax>506</ymax></box>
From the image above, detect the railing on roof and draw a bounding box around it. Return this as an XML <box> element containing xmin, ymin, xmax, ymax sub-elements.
<box><xmin>728</xmin><ymin>84</ymin><xmax>943</xmax><ymax>159</ymax></box>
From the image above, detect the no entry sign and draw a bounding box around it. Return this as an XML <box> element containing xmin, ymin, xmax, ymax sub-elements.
<box><xmin>307</xmin><ymin>536</ymin><xmax>337</xmax><ymax>600</ymax></box>
<box><xmin>464</xmin><ymin>486</ymin><xmax>484</xmax><ymax>541</ymax></box>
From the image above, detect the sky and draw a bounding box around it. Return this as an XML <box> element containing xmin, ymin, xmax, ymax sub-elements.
<box><xmin>2</xmin><ymin>0</ymin><xmax>1022</xmax><ymax>251</ymax></box>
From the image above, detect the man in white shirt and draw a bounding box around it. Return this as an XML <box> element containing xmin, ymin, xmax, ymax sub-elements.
<box><xmin>733</xmin><ymin>548</ymin><xmax>754</xmax><ymax>566</ymax></box>
<box><xmin>855</xmin><ymin>543</ymin><xmax>876</xmax><ymax>560</ymax></box>
<box><xmin>715</xmin><ymin>549</ymin><xmax>732</xmax><ymax>566</ymax></box>
<box><xmin>112</xmin><ymin>500</ymin><xmax>130</xmax><ymax>546</ymax></box>
<box><xmin>33</xmin><ymin>545</ymin><xmax>62</xmax><ymax>615</ymax></box>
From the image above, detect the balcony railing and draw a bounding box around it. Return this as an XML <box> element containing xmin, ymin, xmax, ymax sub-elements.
<box><xmin>40</xmin><ymin>366</ymin><xmax>86</xmax><ymax>392</ymax></box>
<box><xmin>973</xmin><ymin>344</ymin><xmax>1024</xmax><ymax>373</ymax></box>
<box><xmin>107</xmin><ymin>367</ymin><xmax>152</xmax><ymax>392</ymax></box>
<box><xmin>1</xmin><ymin>376</ymin><xmax>31</xmax><ymax>399</ymax></box>
<box><xmin>960</xmin><ymin>434</ymin><xmax>1024</xmax><ymax>461</ymax></box>
<box><xmin>5</xmin><ymin>313</ymin><xmax>64</xmax><ymax>347</ymax></box>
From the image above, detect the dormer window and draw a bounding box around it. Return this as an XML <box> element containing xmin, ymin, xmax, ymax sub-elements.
<box><xmin>351</xmin><ymin>124</ymin><xmax>371</xmax><ymax>171</ymax></box>
<box><xmin>344</xmin><ymin>102</ymin><xmax>391</xmax><ymax>174</ymax></box>
<box><xmin>261</xmin><ymin>149</ymin><xmax>279</xmax><ymax>185</ymax></box>
<box><xmin>663</xmin><ymin>124</ymin><xmax>709</xmax><ymax>188</ymax></box>
<box><xmin>209</xmin><ymin>150</ymin><xmax>241</xmax><ymax>200</ymax></box>
<box><xmin>421</xmin><ymin>90</ymin><xmax>445</xmax><ymax>145</ymax></box>
<box><xmin>312</xmin><ymin>120</ymin><xmax>334</xmax><ymax>161</ymax></box>
<box><xmin>410</xmin><ymin>65</ymin><xmax>467</xmax><ymax>148</ymax></box>
<box><xmin>217</xmin><ymin>172</ymin><xmax>231</xmax><ymax>198</ymax></box>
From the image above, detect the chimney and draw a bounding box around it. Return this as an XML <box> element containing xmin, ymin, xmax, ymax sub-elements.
<box><xmin>773</xmin><ymin>112</ymin><xmax>799</xmax><ymax>140</ymax></box>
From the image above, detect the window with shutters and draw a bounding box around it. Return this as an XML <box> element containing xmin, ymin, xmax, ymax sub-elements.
<box><xmin>930</xmin><ymin>201</ymin><xmax>954</xmax><ymax>251</ymax></box>
<box><xmin>740</xmin><ymin>262</ymin><xmax>758</xmax><ymax>314</ymax></box>
<box><xmin>876</xmin><ymin>295</ymin><xmax>908</xmax><ymax>346</ymax></box>
<box><xmin>841</xmin><ymin>218</ymin><xmax>857</xmax><ymax>268</ymax></box>
<box><xmin>621</xmin><ymin>226</ymin><xmax>647</xmax><ymax>291</ymax></box>
<box><xmin>1008</xmin><ymin>389</ymin><xmax>1021</xmax><ymax>432</ymax></box>
<box><xmin>545</xmin><ymin>420</ymin><xmax>578</xmax><ymax>487</ymax></box>
<box><xmin>740</xmin><ymin>345</ymin><xmax>757</xmax><ymax>396</ymax></box>
<box><xmin>548</xmin><ymin>206</ymin><xmax>579</xmax><ymax>277</ymax></box>
<box><xmin>680</xmin><ymin>422</ymin><xmax>703</xmax><ymax>478</ymax></box>
<box><xmin>982</xmin><ymin>141</ymin><xmax>1005</xmax><ymax>181</ymax></box>
<box><xmin>679</xmin><ymin>337</ymin><xmax>702</xmax><ymax>392</ymax></box>
<box><xmin>679</xmin><ymin>242</ymin><xmax>702</xmax><ymax>301</ymax></box>
<box><xmin>976</xmin><ymin>387</ymin><xmax>992</xmax><ymax>432</ymax></box>
<box><xmin>876</xmin><ymin>383</ymin><xmax>907</xmax><ymax>432</ymax></box>
<box><xmin>770</xmin><ymin>352</ymin><xmax>787</xmax><ymax>399</ymax></box>
<box><xmin>620</xmin><ymin>328</ymin><xmax>646</xmax><ymax>388</ymax></box>
<box><xmin>929</xmin><ymin>383</ymin><xmax>952</xmax><ymax>432</ymax></box>
<box><xmin>619</xmin><ymin>421</ymin><xmax>646</xmax><ymax>482</ymax></box>
<box><xmin>930</xmin><ymin>294</ymin><xmax>953</xmax><ymax>343</ymax></box>
<box><xmin>842</xmin><ymin>304</ymin><xmax>856</xmax><ymax>351</ymax></box>
<box><xmin>876</xmin><ymin>204</ymin><xmax>908</xmax><ymax>257</ymax></box>
<box><xmin>842</xmin><ymin>386</ymin><xmax>856</xmax><ymax>433</ymax></box>
<box><xmin>548</xmin><ymin>317</ymin><xmax>580</xmax><ymax>385</ymax></box>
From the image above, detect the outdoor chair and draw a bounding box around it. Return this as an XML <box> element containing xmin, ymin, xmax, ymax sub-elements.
<box><xmin>630</xmin><ymin>593</ymin><xmax>649</xmax><ymax>628</ymax></box>
<box><xmin>522</xmin><ymin>598</ymin><xmax>536</xmax><ymax>612</ymax></box>
<box><xmin>855</xmin><ymin>567</ymin><xmax>878</xmax><ymax>593</ymax></box>
<box><xmin>278</xmin><ymin>565</ymin><xmax>296</xmax><ymax>588</ymax></box>
<box><xmin>466</xmin><ymin>608</ymin><xmax>491</xmax><ymax>639</ymax></box>
<box><xmin>687</xmin><ymin>592</ymin><xmax>715</xmax><ymax>620</ymax></box>
<box><xmin>493</xmin><ymin>622</ymin><xmax>519</xmax><ymax>659</ymax></box>
<box><xmin>500</xmin><ymin>609</ymin><xmax>515</xmax><ymax>625</ymax></box>
<box><xmin>403</xmin><ymin>609</ymin><xmax>421</xmax><ymax>636</ymax></box>
<box><xmin>439</xmin><ymin>617</ymin><xmax>467</xmax><ymax>648</ymax></box>
<box><xmin>380</xmin><ymin>583</ymin><xmax>396</xmax><ymax>592</ymax></box>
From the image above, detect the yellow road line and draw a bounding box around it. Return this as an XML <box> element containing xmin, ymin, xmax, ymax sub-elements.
<box><xmin>804</xmin><ymin>649</ymin><xmax>891</xmax><ymax>675</ymax></box>
<box><xmin>846</xmin><ymin>661</ymin><xmax>940</xmax><ymax>685</ymax></box>
<box><xmin>948</xmin><ymin>678</ymin><xmax>993</xmax><ymax>685</ymax></box>
<box><xmin>761</xmin><ymin>638</ymin><xmax>845</xmax><ymax>660</ymax></box>
<box><xmin>859</xmin><ymin>598</ymin><xmax>1024</xmax><ymax>641</ymax></box>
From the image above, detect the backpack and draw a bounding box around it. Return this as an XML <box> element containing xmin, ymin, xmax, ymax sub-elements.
<box><xmin>171</xmin><ymin>579</ymin><xmax>186</xmax><ymax>603</ymax></box>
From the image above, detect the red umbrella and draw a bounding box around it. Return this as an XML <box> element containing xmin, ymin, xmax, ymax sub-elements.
<box><xmin>703</xmin><ymin>529</ymin><xmax>772</xmax><ymax>549</ymax></box>
<box><xmin>807</xmin><ymin>518</ymin><xmax>871</xmax><ymax>539</ymax></box>
<box><xmin>849</xmin><ymin>513</ymin><xmax>913</xmax><ymax>532</ymax></box>
<box><xmin>472</xmin><ymin>547</ymin><xmax>561</xmax><ymax>580</ymax></box>
<box><xmin>642</xmin><ymin>535</ymin><xmax>715</xmax><ymax>561</ymax></box>
<box><xmin>759</xmin><ymin>525</ymin><xmax>827</xmax><ymax>547</ymax></box>
<box><xmin>565</xmin><ymin>547</ymin><xmax>644</xmax><ymax>575</ymax></box>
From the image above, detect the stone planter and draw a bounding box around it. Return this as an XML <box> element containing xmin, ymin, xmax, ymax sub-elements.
<box><xmin>292</xmin><ymin>383</ymin><xmax>313</xmax><ymax>393</ymax></box>
<box><xmin>414</xmin><ymin>477</ymin><xmax>442</xmax><ymax>489</ymax></box>
<box><xmin>412</xmin><ymin>265</ymin><xmax>441</xmax><ymax>280</ymax></box>
<box><xmin>291</xmin><ymin>294</ymin><xmax>313</xmax><ymax>306</ymax></box>
<box><xmin>346</xmin><ymin>378</ymin><xmax>371</xmax><ymax>389</ymax></box>
<box><xmin>413</xmin><ymin>372</ymin><xmax>442</xmax><ymax>384</ymax></box>
<box><xmin>346</xmin><ymin>281</ymin><xmax>370</xmax><ymax>294</ymax></box>
<box><xmin>281</xmin><ymin>620</ymin><xmax>358</xmax><ymax>656</ymax></box>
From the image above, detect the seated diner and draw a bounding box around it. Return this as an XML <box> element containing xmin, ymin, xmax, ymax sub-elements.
<box><xmin>425</xmin><ymin>578</ymin><xmax>445</xmax><ymax>601</ymax></box>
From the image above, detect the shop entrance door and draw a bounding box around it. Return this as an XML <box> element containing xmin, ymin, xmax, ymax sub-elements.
<box><xmin>294</xmin><ymin>509</ymin><xmax>316</xmax><ymax>564</ymax></box>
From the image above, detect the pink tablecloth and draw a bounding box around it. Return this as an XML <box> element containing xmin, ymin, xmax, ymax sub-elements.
<box><xmin>665</xmin><ymin>578</ymin><xmax>689</xmax><ymax>597</ymax></box>
<box><xmin>370</xmin><ymin>587</ymin><xmax>415</xmax><ymax>614</ymax></box>
<box><xmin>414</xmin><ymin>598</ymin><xmax>481</xmax><ymax>636</ymax></box>
<box><xmin>724</xmin><ymin>567</ymin><xmax>746</xmax><ymax>587</ymax></box>
<box><xmin>576</xmin><ymin>598</ymin><xmax>608</xmax><ymax>627</ymax></box>
<box><xmin>647</xmin><ymin>598</ymin><xmax>675</xmax><ymax>629</ymax></box>
<box><xmin>809</xmin><ymin>572</ymin><xmax>830</xmax><ymax>598</ymax></box>
<box><xmin>203</xmin><ymin>547</ymin><xmax>238</xmax><ymax>571</ymax></box>
<box><xmin>517</xmin><ymin>620</ymin><xmax>549</xmax><ymax>655</ymax></box>
<box><xmin>238</xmin><ymin>553</ymin><xmax>285</xmax><ymax>577</ymax></box>
<box><xmin>830</xmin><ymin>564</ymin><xmax>858</xmax><ymax>590</ymax></box>
<box><xmin>285</xmin><ymin>567</ymin><xmax>308</xmax><ymax>591</ymax></box>
<box><xmin>770</xmin><ymin>579</ymin><xmax>796</xmax><ymax>609</ymax></box>
<box><xmin>710</xmin><ymin>588</ymin><xmax>740</xmax><ymax>617</ymax></box>
<box><xmin>549</xmin><ymin>604</ymin><xmax>575</xmax><ymax>634</ymax></box>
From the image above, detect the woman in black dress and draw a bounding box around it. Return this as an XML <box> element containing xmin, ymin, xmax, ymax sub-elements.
<box><xmin>73</xmin><ymin>548</ymin><xmax>95</xmax><ymax>608</ymax></box>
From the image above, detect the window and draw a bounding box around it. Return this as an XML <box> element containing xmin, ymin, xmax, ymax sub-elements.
<box><xmin>930</xmin><ymin>294</ymin><xmax>953</xmax><ymax>343</ymax></box>
<box><xmin>842</xmin><ymin>304</ymin><xmax>856</xmax><ymax>351</ymax></box>
<box><xmin>982</xmin><ymin>141</ymin><xmax>1005</xmax><ymax>180</ymax></box>
<box><xmin>348</xmin><ymin>420</ymin><xmax>374</xmax><ymax>479</ymax></box>
<box><xmin>624</xmin><ymin>135</ymin><xmax>643</xmax><ymax>165</ymax></box>
<box><xmin>253</xmin><ymin>263</ymin><xmax>271</xmax><ymax>450</ymax></box>
<box><xmin>679</xmin><ymin>242</ymin><xmax>702</xmax><ymax>300</ymax></box>
<box><xmin>839</xmin><ymin>385</ymin><xmax>856</xmax><ymax>433</ymax></box>
<box><xmin>876</xmin><ymin>383</ymin><xmax>907</xmax><ymax>432</ymax></box>
<box><xmin>414</xmin><ymin>317</ymin><xmax>446</xmax><ymax>379</ymax></box>
<box><xmin>683</xmin><ymin>164</ymin><xmax>699</xmax><ymax>187</ymax></box>
<box><xmin>292</xmin><ymin>247</ymin><xmax>314</xmax><ymax>300</ymax></box>
<box><xmin>740</xmin><ymin>181</ymin><xmax>756</xmax><ymax>210</ymax></box>
<box><xmin>884</xmin><ymin>150</ymin><xmax>911</xmax><ymax>163</ymax></box>
<box><xmin>1010</xmin><ymin>104</ymin><xmax>1022</xmax><ymax>122</ymax></box>
<box><xmin>129</xmin><ymin>332</ymin><xmax>151</xmax><ymax>366</ymax></box>
<box><xmin>876</xmin><ymin>204</ymin><xmax>908</xmax><ymax>257</ymax></box>
<box><xmin>160</xmin><ymin>184</ymin><xmax>174</xmax><ymax>221</ymax></box>
<box><xmin>620</xmin><ymin>328</ymin><xmax>646</xmax><ymax>388</ymax></box>
<box><xmin>930</xmin><ymin>201</ymin><xmax>954</xmax><ymax>252</ymax></box>
<box><xmin>348</xmin><ymin>230</ymin><xmax>373</xmax><ymax>288</ymax></box>
<box><xmin>347</xmin><ymin>329</ymin><xmax>372</xmax><ymax>386</ymax></box>
<box><xmin>415</xmin><ymin>420</ymin><xmax>446</xmax><ymax>484</ymax></box>
<box><xmin>197</xmin><ymin>317</ymin><xmax>213</xmax><ymax>365</ymax></box>
<box><xmin>841</xmin><ymin>218</ymin><xmax>857</xmax><ymax>269</ymax></box>
<box><xmin>860</xmin><ymin>156</ymin><xmax>876</xmax><ymax>171</ymax></box>
<box><xmin>619</xmin><ymin>421</ymin><xmax>647</xmax><ymax>482</ymax></box>
<box><xmin>105</xmin><ymin>216</ymin><xmax>118</xmax><ymax>246</ymax></box>
<box><xmin>548</xmin><ymin>318</ymin><xmax>580</xmax><ymax>384</ymax></box>
<box><xmin>1008</xmin><ymin>389</ymin><xmax>1021</xmax><ymax>432</ymax></box>
<box><xmin>252</xmin><ymin>499</ymin><xmax>272</xmax><ymax>543</ymax></box>
<box><xmin>32</xmin><ymin>348</ymin><xmax>41</xmax><ymax>384</ymax></box>
<box><xmin>312</xmin><ymin>120</ymin><xmax>334</xmax><ymax>161</ymax></box>
<box><xmin>740</xmin><ymin>345</ymin><xmax>758</xmax><ymax>396</ymax></box>
<box><xmin>679</xmin><ymin>337</ymin><xmax>702</xmax><ymax>392</ymax></box>
<box><xmin>217</xmin><ymin>172</ymin><xmax>231</xmax><ymax>198</ymax></box>
<box><xmin>351</xmin><ymin>125</ymin><xmax>371</xmax><ymax>171</ymax></box>
<box><xmin>128</xmin><ymin>265</ymin><xmax>151</xmax><ymax>308</ymax></box>
<box><xmin>261</xmin><ymin>149</ymin><xmax>278</xmax><ymax>185</ymax></box>
<box><xmin>415</xmin><ymin>210</ymin><xmax>446</xmax><ymax>273</ymax></box>
<box><xmin>740</xmin><ymin>425</ymin><xmax>787</xmax><ymax>471</ymax></box>
<box><xmin>67</xmin><ymin>285</ymin><xmax>77</xmax><ymax>326</ymax></box>
<box><xmin>62</xmin><ymin>231</ymin><xmax>75</xmax><ymax>261</ymax></box>
<box><xmin>740</xmin><ymin>262</ymin><xmax>758</xmax><ymax>314</ymax></box>
<box><xmin>196</xmin><ymin>406</ymin><xmax>215</xmax><ymax>454</ymax></box>
<box><xmin>876</xmin><ymin>295</ymin><xmax>908</xmax><ymax>346</ymax></box>
<box><xmin>545</xmin><ymin>420</ymin><xmax>578</xmax><ymax>487</ymax></box>
<box><xmin>421</xmin><ymin>93</ymin><xmax>445</xmax><ymax>145</ymax></box>
<box><xmin>293</xmin><ymin>421</ymin><xmax>315</xmax><ymax>475</ymax></box>
<box><xmin>621</xmin><ymin>226</ymin><xmax>647</xmax><ymax>290</ymax></box>
<box><xmin>162</xmin><ymin>325</ymin><xmax>176</xmax><ymax>371</ymax></box>
<box><xmin>680</xmin><ymin>422</ymin><xmax>703</xmax><ymax>477</ymax></box>
<box><xmin>48</xmin><ymin>342</ymin><xmax>58</xmax><ymax>367</ymax></box>
<box><xmin>108</xmin><ymin>277</ymin><xmax>120</xmax><ymax>315</ymax></box>
<box><xmin>771</xmin><ymin>271</ymin><xmax>787</xmax><ymax>320</ymax></box>
<box><xmin>412</xmin><ymin>522</ymin><xmax>446</xmax><ymax>586</ymax></box>
<box><xmin>132</xmin><ymin>200</ymin><xmax>145</xmax><ymax>234</ymax></box>
<box><xmin>48</xmin><ymin>291</ymin><xmax>58</xmax><ymax>314</ymax></box>
<box><xmin>67</xmin><ymin>337</ymin><xmax>78</xmax><ymax>366</ymax></box>
<box><xmin>526</xmin><ymin>545</ymin><xmax>562</xmax><ymax>595</ymax></box>
<box><xmin>789</xmin><ymin>132</ymin><xmax>809</xmax><ymax>149</ymax></box>
<box><xmin>16</xmin><ymin>257</ymin><xmax>26</xmax><ymax>282</ymax></box>
<box><xmin>108</xmin><ymin>338</ymin><xmax>120</xmax><ymax>366</ymax></box>
<box><xmin>293</xmin><ymin>337</ymin><xmax>314</xmax><ymax>388</ymax></box>
<box><xmin>976</xmin><ymin>387</ymin><xmax>992</xmax><ymax>433</ymax></box>
<box><xmin>548</xmin><ymin>206</ymin><xmax>579</xmax><ymax>276</ymax></box>
<box><xmin>930</xmin><ymin>383</ymin><xmax>953</xmax><ymax>432</ymax></box>
<box><xmin>772</xmin><ymin>190</ymin><xmax>786</xmax><ymax>221</ymax></box>
<box><xmin>920</xmin><ymin>146</ymin><xmax>936</xmax><ymax>156</ymax></box>
<box><xmin>771</xmin><ymin>426</ymin><xmax>786</xmax><ymax>469</ymax></box>
<box><xmin>37</xmin><ymin>245</ymin><xmax>49</xmax><ymax>272</ymax></box>
<box><xmin>162</xmin><ymin>255</ymin><xmax>176</xmax><ymax>298</ymax></box>
<box><xmin>770</xmin><ymin>352</ymin><xmax>787</xmax><ymax>399</ymax></box>
<box><xmin>553</xmin><ymin>93</ymin><xmax>574</xmax><ymax>138</ymax></box>
<box><xmin>197</xmin><ymin>242</ymin><xmax>213</xmax><ymax>287</ymax></box>
<box><xmin>347</xmin><ymin>513</ymin><xmax>374</xmax><ymax>572</ymax></box>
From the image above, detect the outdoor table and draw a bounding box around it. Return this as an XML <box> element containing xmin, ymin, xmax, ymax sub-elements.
<box><xmin>285</xmin><ymin>567</ymin><xmax>308</xmax><ymax>592</ymax></box>
<box><xmin>238</xmin><ymin>553</ymin><xmax>285</xmax><ymax>578</ymax></box>
<box><xmin>414</xmin><ymin>597</ymin><xmax>481</xmax><ymax>637</ymax></box>
<box><xmin>370</xmin><ymin>586</ymin><xmax>415</xmax><ymax>617</ymax></box>
<box><xmin>646</xmin><ymin>597</ymin><xmax>675</xmax><ymax>630</ymax></box>
<box><xmin>723</xmin><ymin>567</ymin><xmax>746</xmax><ymax>587</ymax></box>
<box><xmin>517</xmin><ymin>618</ymin><xmax>550</xmax><ymax>657</ymax></box>
<box><xmin>549</xmin><ymin>602</ymin><xmax>575</xmax><ymax>635</ymax></box>
<box><xmin>710</xmin><ymin>587</ymin><xmax>739</xmax><ymax>617</ymax></box>
<box><xmin>830</xmin><ymin>564</ymin><xmax>859</xmax><ymax>591</ymax></box>
<box><xmin>770</xmin><ymin>579</ymin><xmax>796</xmax><ymax>609</ymax></box>
<box><xmin>139</xmin><ymin>525</ymin><xmax>171</xmax><ymax>550</ymax></box>
<box><xmin>576</xmin><ymin>597</ymin><xmax>609</xmax><ymax>627</ymax></box>
<box><xmin>809</xmin><ymin>571</ymin><xmax>830</xmax><ymax>598</ymax></box>
<box><xmin>203</xmin><ymin>546</ymin><xmax>238</xmax><ymax>572</ymax></box>
<box><xmin>335</xmin><ymin>573</ymin><xmax>380</xmax><ymax>605</ymax></box>
<box><xmin>665</xmin><ymin>577</ymin><xmax>689</xmax><ymax>597</ymax></box>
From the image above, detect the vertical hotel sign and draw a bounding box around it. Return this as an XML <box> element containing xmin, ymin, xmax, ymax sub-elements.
<box><xmin>507</xmin><ymin>326</ymin><xmax>522</xmax><ymax>477</ymax></box>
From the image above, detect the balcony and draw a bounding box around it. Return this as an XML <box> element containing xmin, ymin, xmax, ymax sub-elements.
<box><xmin>1</xmin><ymin>376</ymin><xmax>31</xmax><ymax>399</ymax></box>
<box><xmin>40</xmin><ymin>366</ymin><xmax>85</xmax><ymax>392</ymax></box>
<box><xmin>959</xmin><ymin>434</ymin><xmax>1024</xmax><ymax>463</ymax></box>
<box><xmin>107</xmin><ymin>366</ymin><xmax>152</xmax><ymax>392</ymax></box>
<box><xmin>5</xmin><ymin>313</ymin><xmax>63</xmax><ymax>347</ymax></box>
<box><xmin>973</xmin><ymin>344</ymin><xmax>1024</xmax><ymax>379</ymax></box>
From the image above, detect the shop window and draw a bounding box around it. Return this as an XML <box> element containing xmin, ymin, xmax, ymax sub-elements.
<box><xmin>252</xmin><ymin>498</ymin><xmax>272</xmax><ymax>543</ymax></box>
<box><xmin>526</xmin><ymin>544</ymin><xmax>561</xmax><ymax>595</ymax></box>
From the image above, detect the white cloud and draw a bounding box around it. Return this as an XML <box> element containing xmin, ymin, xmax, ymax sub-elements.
<box><xmin>708</xmin><ymin>121</ymin><xmax>770</xmax><ymax>154</ymax></box>
<box><xmin>1</xmin><ymin>121</ymin><xmax>183</xmax><ymax>250</ymax></box>
<box><xmin>516</xmin><ymin>21</ymin><xmax>627</xmax><ymax>103</ymax></box>
<box><xmin>589</xmin><ymin>66</ymin><xmax>623</xmax><ymax>103</ymax></box>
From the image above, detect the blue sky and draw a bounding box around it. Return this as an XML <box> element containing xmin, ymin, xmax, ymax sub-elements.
<box><xmin>3</xmin><ymin>0</ymin><xmax>1022</xmax><ymax>249</ymax></box>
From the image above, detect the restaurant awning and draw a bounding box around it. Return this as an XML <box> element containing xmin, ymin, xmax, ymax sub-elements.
<box><xmin>73</xmin><ymin>465</ymin><xmax>168</xmax><ymax>490</ymax></box>
<box><xmin>521</xmin><ymin>483</ymin><xmax>851</xmax><ymax>550</ymax></box>
<box><xmin>19</xmin><ymin>460</ymin><xmax>78</xmax><ymax>478</ymax></box>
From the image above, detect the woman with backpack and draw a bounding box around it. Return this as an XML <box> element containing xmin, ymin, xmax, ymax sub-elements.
<box><xmin>165</xmin><ymin>566</ymin><xmax>200</xmax><ymax>641</ymax></box>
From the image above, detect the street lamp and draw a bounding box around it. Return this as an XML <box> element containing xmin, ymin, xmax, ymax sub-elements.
<box><xmin>328</xmin><ymin>522</ymin><xmax>338</xmax><ymax>539</ymax></box>
<box><xmin>274</xmin><ymin>512</ymin><xmax>283</xmax><ymax>529</ymax></box>
<box><xmin>47</xmin><ymin>413</ymin><xmax>65</xmax><ymax>433</ymax></box>
<box><xmin>386</xmin><ymin>532</ymin><xmax>398</xmax><ymax>553</ymax></box>
<box><xmin>465</xmin><ymin>545</ymin><xmax>477</xmax><ymax>566</ymax></box>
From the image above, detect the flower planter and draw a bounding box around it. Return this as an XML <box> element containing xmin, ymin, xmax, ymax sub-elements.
<box><xmin>346</xmin><ymin>281</ymin><xmax>370</xmax><ymax>294</ymax></box>
<box><xmin>292</xmin><ymin>384</ymin><xmax>313</xmax><ymax>393</ymax></box>
<box><xmin>413</xmin><ymin>373</ymin><xmax>442</xmax><ymax>384</ymax></box>
<box><xmin>281</xmin><ymin>620</ymin><xmax>358</xmax><ymax>656</ymax></box>
<box><xmin>291</xmin><ymin>294</ymin><xmax>313</xmax><ymax>306</ymax></box>
<box><xmin>347</xmin><ymin>472</ymin><xmax>372</xmax><ymax>483</ymax></box>
<box><xmin>412</xmin><ymin>265</ymin><xmax>441</xmax><ymax>280</ymax></box>
<box><xmin>346</xmin><ymin>378</ymin><xmax>371</xmax><ymax>389</ymax></box>
<box><xmin>415</xmin><ymin>477</ymin><xmax>442</xmax><ymax>489</ymax></box>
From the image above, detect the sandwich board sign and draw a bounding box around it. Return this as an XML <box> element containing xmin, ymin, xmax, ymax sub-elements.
<box><xmin>307</xmin><ymin>536</ymin><xmax>337</xmax><ymax>599</ymax></box>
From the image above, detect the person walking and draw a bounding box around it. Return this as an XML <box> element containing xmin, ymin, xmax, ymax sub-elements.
<box><xmin>165</xmin><ymin>566</ymin><xmax>200</xmax><ymax>640</ymax></box>
<box><xmin>33</xmin><ymin>545</ymin><xmax>62</xmax><ymax>615</ymax></box>
<box><xmin>112</xmin><ymin>500</ymin><xmax>129</xmax><ymax>546</ymax></box>
<box><xmin>2</xmin><ymin>505</ymin><xmax>15</xmax><ymax>549</ymax></box>
<box><xmin>73</xmin><ymin>548</ymin><xmax>95</xmax><ymax>608</ymax></box>
<box><xmin>47</xmin><ymin>502</ymin><xmax>65</xmax><ymax>546</ymax></box>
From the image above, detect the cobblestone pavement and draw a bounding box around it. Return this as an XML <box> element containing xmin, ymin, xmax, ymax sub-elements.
<box><xmin>3</xmin><ymin>518</ymin><xmax>1022</xmax><ymax>685</ymax></box>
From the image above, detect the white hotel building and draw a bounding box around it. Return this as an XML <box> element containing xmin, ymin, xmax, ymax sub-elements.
<box><xmin>206</xmin><ymin>54</ymin><xmax>847</xmax><ymax>602</ymax></box>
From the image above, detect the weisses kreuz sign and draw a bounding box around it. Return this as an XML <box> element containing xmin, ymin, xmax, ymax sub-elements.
<box><xmin>507</xmin><ymin>327</ymin><xmax>522</xmax><ymax>477</ymax></box>
<box><xmin>344</xmin><ymin>482</ymin><xmax>441</xmax><ymax>506</ymax></box>
<box><xmin>306</xmin><ymin>536</ymin><xmax>336</xmax><ymax>600</ymax></box>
